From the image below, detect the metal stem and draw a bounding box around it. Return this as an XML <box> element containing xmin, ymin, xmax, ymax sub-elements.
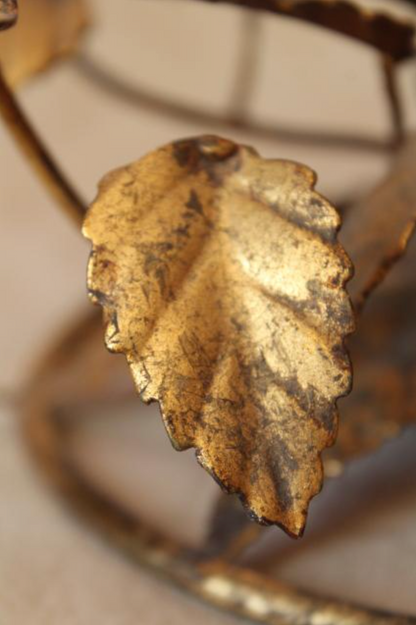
<box><xmin>0</xmin><ymin>69</ymin><xmax>86</xmax><ymax>226</ymax></box>
<box><xmin>227</xmin><ymin>12</ymin><xmax>262</xmax><ymax>124</ymax></box>
<box><xmin>381</xmin><ymin>54</ymin><xmax>405</xmax><ymax>149</ymax></box>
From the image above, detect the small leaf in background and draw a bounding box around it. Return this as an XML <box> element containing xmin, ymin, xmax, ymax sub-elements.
<box><xmin>0</xmin><ymin>0</ymin><xmax>17</xmax><ymax>31</ymax></box>
<box><xmin>326</xmin><ymin>138</ymin><xmax>416</xmax><ymax>474</ymax></box>
<box><xmin>0</xmin><ymin>0</ymin><xmax>89</xmax><ymax>87</ymax></box>
<box><xmin>84</xmin><ymin>135</ymin><xmax>354</xmax><ymax>536</ymax></box>
<box><xmin>341</xmin><ymin>138</ymin><xmax>416</xmax><ymax>312</ymax></box>
<box><xmin>326</xmin><ymin>277</ymin><xmax>416</xmax><ymax>476</ymax></box>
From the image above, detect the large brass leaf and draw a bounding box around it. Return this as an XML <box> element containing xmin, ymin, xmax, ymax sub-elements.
<box><xmin>83</xmin><ymin>135</ymin><xmax>354</xmax><ymax>536</ymax></box>
<box><xmin>0</xmin><ymin>0</ymin><xmax>89</xmax><ymax>87</ymax></box>
<box><xmin>0</xmin><ymin>0</ymin><xmax>17</xmax><ymax>31</ymax></box>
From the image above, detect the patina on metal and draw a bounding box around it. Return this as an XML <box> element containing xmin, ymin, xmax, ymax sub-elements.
<box><xmin>83</xmin><ymin>135</ymin><xmax>354</xmax><ymax>537</ymax></box>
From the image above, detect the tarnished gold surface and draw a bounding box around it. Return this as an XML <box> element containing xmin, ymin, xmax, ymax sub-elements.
<box><xmin>0</xmin><ymin>0</ymin><xmax>17</xmax><ymax>30</ymax></box>
<box><xmin>0</xmin><ymin>0</ymin><xmax>89</xmax><ymax>87</ymax></box>
<box><xmin>84</xmin><ymin>135</ymin><xmax>354</xmax><ymax>536</ymax></box>
<box><xmin>199</xmin><ymin>0</ymin><xmax>416</xmax><ymax>61</ymax></box>
<box><xmin>342</xmin><ymin>138</ymin><xmax>416</xmax><ymax>312</ymax></box>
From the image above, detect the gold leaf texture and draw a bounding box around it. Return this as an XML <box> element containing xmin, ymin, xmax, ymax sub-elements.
<box><xmin>0</xmin><ymin>0</ymin><xmax>89</xmax><ymax>87</ymax></box>
<box><xmin>84</xmin><ymin>136</ymin><xmax>354</xmax><ymax>536</ymax></box>
<box><xmin>0</xmin><ymin>0</ymin><xmax>17</xmax><ymax>31</ymax></box>
<box><xmin>199</xmin><ymin>0</ymin><xmax>415</xmax><ymax>61</ymax></box>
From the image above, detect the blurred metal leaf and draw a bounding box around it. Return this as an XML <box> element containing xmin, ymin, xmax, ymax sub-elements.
<box><xmin>0</xmin><ymin>0</ymin><xmax>89</xmax><ymax>87</ymax></box>
<box><xmin>0</xmin><ymin>0</ymin><xmax>17</xmax><ymax>31</ymax></box>
<box><xmin>326</xmin><ymin>268</ymin><xmax>416</xmax><ymax>475</ymax></box>
<box><xmin>83</xmin><ymin>135</ymin><xmax>354</xmax><ymax>536</ymax></box>
<box><xmin>325</xmin><ymin>141</ymin><xmax>416</xmax><ymax>474</ymax></box>
<box><xmin>342</xmin><ymin>138</ymin><xmax>416</xmax><ymax>313</ymax></box>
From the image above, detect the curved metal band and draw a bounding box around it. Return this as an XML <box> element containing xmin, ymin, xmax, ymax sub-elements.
<box><xmin>22</xmin><ymin>310</ymin><xmax>416</xmax><ymax>625</ymax></box>
<box><xmin>189</xmin><ymin>0</ymin><xmax>416</xmax><ymax>61</ymax></box>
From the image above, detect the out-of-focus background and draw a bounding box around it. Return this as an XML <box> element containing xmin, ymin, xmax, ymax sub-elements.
<box><xmin>1</xmin><ymin>0</ymin><xmax>416</xmax><ymax>623</ymax></box>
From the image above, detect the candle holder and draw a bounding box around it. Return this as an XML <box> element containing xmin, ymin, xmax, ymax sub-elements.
<box><xmin>2</xmin><ymin>1</ymin><xmax>416</xmax><ymax>623</ymax></box>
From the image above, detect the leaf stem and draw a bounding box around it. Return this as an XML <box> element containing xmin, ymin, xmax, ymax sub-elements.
<box><xmin>0</xmin><ymin>68</ymin><xmax>86</xmax><ymax>226</ymax></box>
<box><xmin>227</xmin><ymin>12</ymin><xmax>261</xmax><ymax>125</ymax></box>
<box><xmin>381</xmin><ymin>54</ymin><xmax>405</xmax><ymax>149</ymax></box>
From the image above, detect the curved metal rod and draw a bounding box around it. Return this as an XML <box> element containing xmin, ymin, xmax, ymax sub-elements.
<box><xmin>226</xmin><ymin>11</ymin><xmax>262</xmax><ymax>124</ymax></box>
<box><xmin>188</xmin><ymin>0</ymin><xmax>416</xmax><ymax>61</ymax></box>
<box><xmin>74</xmin><ymin>53</ymin><xmax>395</xmax><ymax>155</ymax></box>
<box><xmin>0</xmin><ymin>68</ymin><xmax>86</xmax><ymax>225</ymax></box>
<box><xmin>22</xmin><ymin>310</ymin><xmax>416</xmax><ymax>625</ymax></box>
<box><xmin>381</xmin><ymin>55</ymin><xmax>405</xmax><ymax>148</ymax></box>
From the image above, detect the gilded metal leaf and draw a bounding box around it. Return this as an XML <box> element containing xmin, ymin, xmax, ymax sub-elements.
<box><xmin>0</xmin><ymin>0</ymin><xmax>17</xmax><ymax>31</ymax></box>
<box><xmin>0</xmin><ymin>0</ymin><xmax>89</xmax><ymax>87</ymax></box>
<box><xmin>200</xmin><ymin>0</ymin><xmax>415</xmax><ymax>61</ymax></box>
<box><xmin>83</xmin><ymin>135</ymin><xmax>354</xmax><ymax>536</ymax></box>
